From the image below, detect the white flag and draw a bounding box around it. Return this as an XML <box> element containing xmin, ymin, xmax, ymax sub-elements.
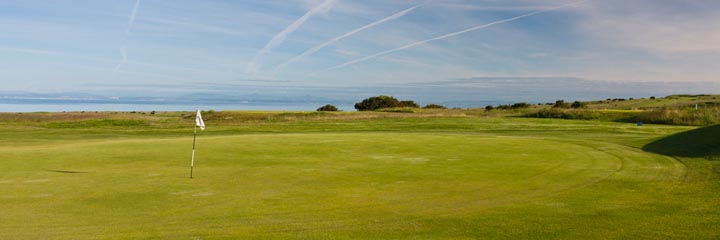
<box><xmin>195</xmin><ymin>109</ymin><xmax>205</xmax><ymax>130</ymax></box>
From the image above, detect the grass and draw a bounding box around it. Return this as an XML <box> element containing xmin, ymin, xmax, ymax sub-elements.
<box><xmin>0</xmin><ymin>111</ymin><xmax>718</xmax><ymax>239</ymax></box>
<box><xmin>586</xmin><ymin>94</ymin><xmax>720</xmax><ymax>110</ymax></box>
<box><xmin>643</xmin><ymin>124</ymin><xmax>720</xmax><ymax>159</ymax></box>
<box><xmin>520</xmin><ymin>95</ymin><xmax>720</xmax><ymax>126</ymax></box>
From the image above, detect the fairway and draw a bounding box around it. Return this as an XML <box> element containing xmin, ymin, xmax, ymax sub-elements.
<box><xmin>1</xmin><ymin>115</ymin><xmax>718</xmax><ymax>239</ymax></box>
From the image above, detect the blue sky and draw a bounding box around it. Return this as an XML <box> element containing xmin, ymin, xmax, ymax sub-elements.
<box><xmin>0</xmin><ymin>0</ymin><xmax>718</xmax><ymax>102</ymax></box>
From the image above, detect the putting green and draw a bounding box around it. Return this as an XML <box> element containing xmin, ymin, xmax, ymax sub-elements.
<box><xmin>0</xmin><ymin>133</ymin><xmax>687</xmax><ymax>238</ymax></box>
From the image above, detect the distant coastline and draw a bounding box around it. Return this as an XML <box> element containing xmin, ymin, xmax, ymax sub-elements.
<box><xmin>0</xmin><ymin>103</ymin><xmax>357</xmax><ymax>113</ymax></box>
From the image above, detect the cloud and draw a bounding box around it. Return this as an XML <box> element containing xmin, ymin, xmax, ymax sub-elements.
<box><xmin>245</xmin><ymin>0</ymin><xmax>337</xmax><ymax>74</ymax></box>
<box><xmin>580</xmin><ymin>0</ymin><xmax>720</xmax><ymax>53</ymax></box>
<box><xmin>432</xmin><ymin>1</ymin><xmax>564</xmax><ymax>12</ymax></box>
<box><xmin>0</xmin><ymin>45</ymin><xmax>231</xmax><ymax>79</ymax></box>
<box><xmin>274</xmin><ymin>3</ymin><xmax>425</xmax><ymax>71</ymax></box>
<box><xmin>113</xmin><ymin>0</ymin><xmax>142</xmax><ymax>73</ymax></box>
<box><xmin>318</xmin><ymin>0</ymin><xmax>588</xmax><ymax>74</ymax></box>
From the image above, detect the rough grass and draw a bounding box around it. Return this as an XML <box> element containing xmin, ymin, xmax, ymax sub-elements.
<box><xmin>524</xmin><ymin>105</ymin><xmax>720</xmax><ymax>126</ymax></box>
<box><xmin>586</xmin><ymin>94</ymin><xmax>720</xmax><ymax>110</ymax></box>
<box><xmin>0</xmin><ymin>112</ymin><xmax>718</xmax><ymax>239</ymax></box>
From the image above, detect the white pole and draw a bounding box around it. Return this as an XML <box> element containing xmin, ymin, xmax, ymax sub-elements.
<box><xmin>190</xmin><ymin>123</ymin><xmax>197</xmax><ymax>178</ymax></box>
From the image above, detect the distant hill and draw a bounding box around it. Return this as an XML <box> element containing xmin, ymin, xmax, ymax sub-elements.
<box><xmin>522</xmin><ymin>94</ymin><xmax>720</xmax><ymax>126</ymax></box>
<box><xmin>584</xmin><ymin>94</ymin><xmax>720</xmax><ymax>110</ymax></box>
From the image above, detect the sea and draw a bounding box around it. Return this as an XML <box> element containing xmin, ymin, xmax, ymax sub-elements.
<box><xmin>0</xmin><ymin>103</ymin><xmax>358</xmax><ymax>113</ymax></box>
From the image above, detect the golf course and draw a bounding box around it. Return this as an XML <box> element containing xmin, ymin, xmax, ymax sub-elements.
<box><xmin>1</xmin><ymin>110</ymin><xmax>718</xmax><ymax>239</ymax></box>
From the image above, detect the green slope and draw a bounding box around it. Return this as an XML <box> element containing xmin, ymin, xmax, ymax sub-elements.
<box><xmin>0</xmin><ymin>114</ymin><xmax>718</xmax><ymax>239</ymax></box>
<box><xmin>643</xmin><ymin>124</ymin><xmax>720</xmax><ymax>159</ymax></box>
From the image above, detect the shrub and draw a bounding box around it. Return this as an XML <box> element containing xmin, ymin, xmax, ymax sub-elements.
<box><xmin>570</xmin><ymin>101</ymin><xmax>587</xmax><ymax>109</ymax></box>
<box><xmin>495</xmin><ymin>102</ymin><xmax>531</xmax><ymax>110</ymax></box>
<box><xmin>511</xmin><ymin>102</ymin><xmax>531</xmax><ymax>109</ymax></box>
<box><xmin>485</xmin><ymin>105</ymin><xmax>495</xmax><ymax>111</ymax></box>
<box><xmin>399</xmin><ymin>100</ymin><xmax>420</xmax><ymax>108</ymax></box>
<box><xmin>553</xmin><ymin>100</ymin><xmax>570</xmax><ymax>108</ymax></box>
<box><xmin>423</xmin><ymin>104</ymin><xmax>447</xmax><ymax>109</ymax></box>
<box><xmin>316</xmin><ymin>104</ymin><xmax>339</xmax><ymax>112</ymax></box>
<box><xmin>355</xmin><ymin>96</ymin><xmax>419</xmax><ymax>111</ymax></box>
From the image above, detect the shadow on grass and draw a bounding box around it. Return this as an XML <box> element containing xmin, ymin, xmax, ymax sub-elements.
<box><xmin>643</xmin><ymin>124</ymin><xmax>720</xmax><ymax>159</ymax></box>
<box><xmin>45</xmin><ymin>169</ymin><xmax>89</xmax><ymax>174</ymax></box>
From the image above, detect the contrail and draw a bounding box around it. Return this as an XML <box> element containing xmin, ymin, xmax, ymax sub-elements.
<box><xmin>0</xmin><ymin>47</ymin><xmax>60</xmax><ymax>55</ymax></box>
<box><xmin>245</xmin><ymin>0</ymin><xmax>337</xmax><ymax>74</ymax></box>
<box><xmin>318</xmin><ymin>0</ymin><xmax>588</xmax><ymax>74</ymax></box>
<box><xmin>274</xmin><ymin>3</ymin><xmax>425</xmax><ymax>72</ymax></box>
<box><xmin>114</xmin><ymin>0</ymin><xmax>142</xmax><ymax>73</ymax></box>
<box><xmin>114</xmin><ymin>46</ymin><xmax>128</xmax><ymax>72</ymax></box>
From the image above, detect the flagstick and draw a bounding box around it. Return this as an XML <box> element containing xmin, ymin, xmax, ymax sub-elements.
<box><xmin>191</xmin><ymin>124</ymin><xmax>196</xmax><ymax>179</ymax></box>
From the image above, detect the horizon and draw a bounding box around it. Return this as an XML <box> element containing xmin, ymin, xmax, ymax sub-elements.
<box><xmin>1</xmin><ymin>0</ymin><xmax>719</xmax><ymax>110</ymax></box>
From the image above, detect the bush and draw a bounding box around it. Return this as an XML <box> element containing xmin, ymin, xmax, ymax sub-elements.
<box><xmin>355</xmin><ymin>96</ymin><xmax>400</xmax><ymax>111</ymax></box>
<box><xmin>399</xmin><ymin>100</ymin><xmax>419</xmax><ymax>108</ymax></box>
<box><xmin>423</xmin><ymin>104</ymin><xmax>447</xmax><ymax>109</ymax></box>
<box><xmin>495</xmin><ymin>102</ymin><xmax>531</xmax><ymax>110</ymax></box>
<box><xmin>355</xmin><ymin>96</ymin><xmax>420</xmax><ymax>111</ymax></box>
<box><xmin>316</xmin><ymin>104</ymin><xmax>339</xmax><ymax>112</ymax></box>
<box><xmin>570</xmin><ymin>101</ymin><xmax>587</xmax><ymax>109</ymax></box>
<box><xmin>511</xmin><ymin>102</ymin><xmax>531</xmax><ymax>109</ymax></box>
<box><xmin>485</xmin><ymin>105</ymin><xmax>495</xmax><ymax>111</ymax></box>
<box><xmin>553</xmin><ymin>100</ymin><xmax>570</xmax><ymax>108</ymax></box>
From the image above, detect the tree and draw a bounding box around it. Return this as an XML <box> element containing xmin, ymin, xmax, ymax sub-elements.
<box><xmin>511</xmin><ymin>102</ymin><xmax>530</xmax><ymax>109</ymax></box>
<box><xmin>423</xmin><ymin>104</ymin><xmax>447</xmax><ymax>109</ymax></box>
<box><xmin>354</xmin><ymin>96</ymin><xmax>401</xmax><ymax>111</ymax></box>
<box><xmin>570</xmin><ymin>101</ymin><xmax>587</xmax><ymax>109</ymax></box>
<box><xmin>316</xmin><ymin>104</ymin><xmax>339</xmax><ymax>112</ymax></box>
<box><xmin>485</xmin><ymin>105</ymin><xmax>495</xmax><ymax>111</ymax></box>
<box><xmin>399</xmin><ymin>100</ymin><xmax>420</xmax><ymax>108</ymax></box>
<box><xmin>553</xmin><ymin>100</ymin><xmax>570</xmax><ymax>108</ymax></box>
